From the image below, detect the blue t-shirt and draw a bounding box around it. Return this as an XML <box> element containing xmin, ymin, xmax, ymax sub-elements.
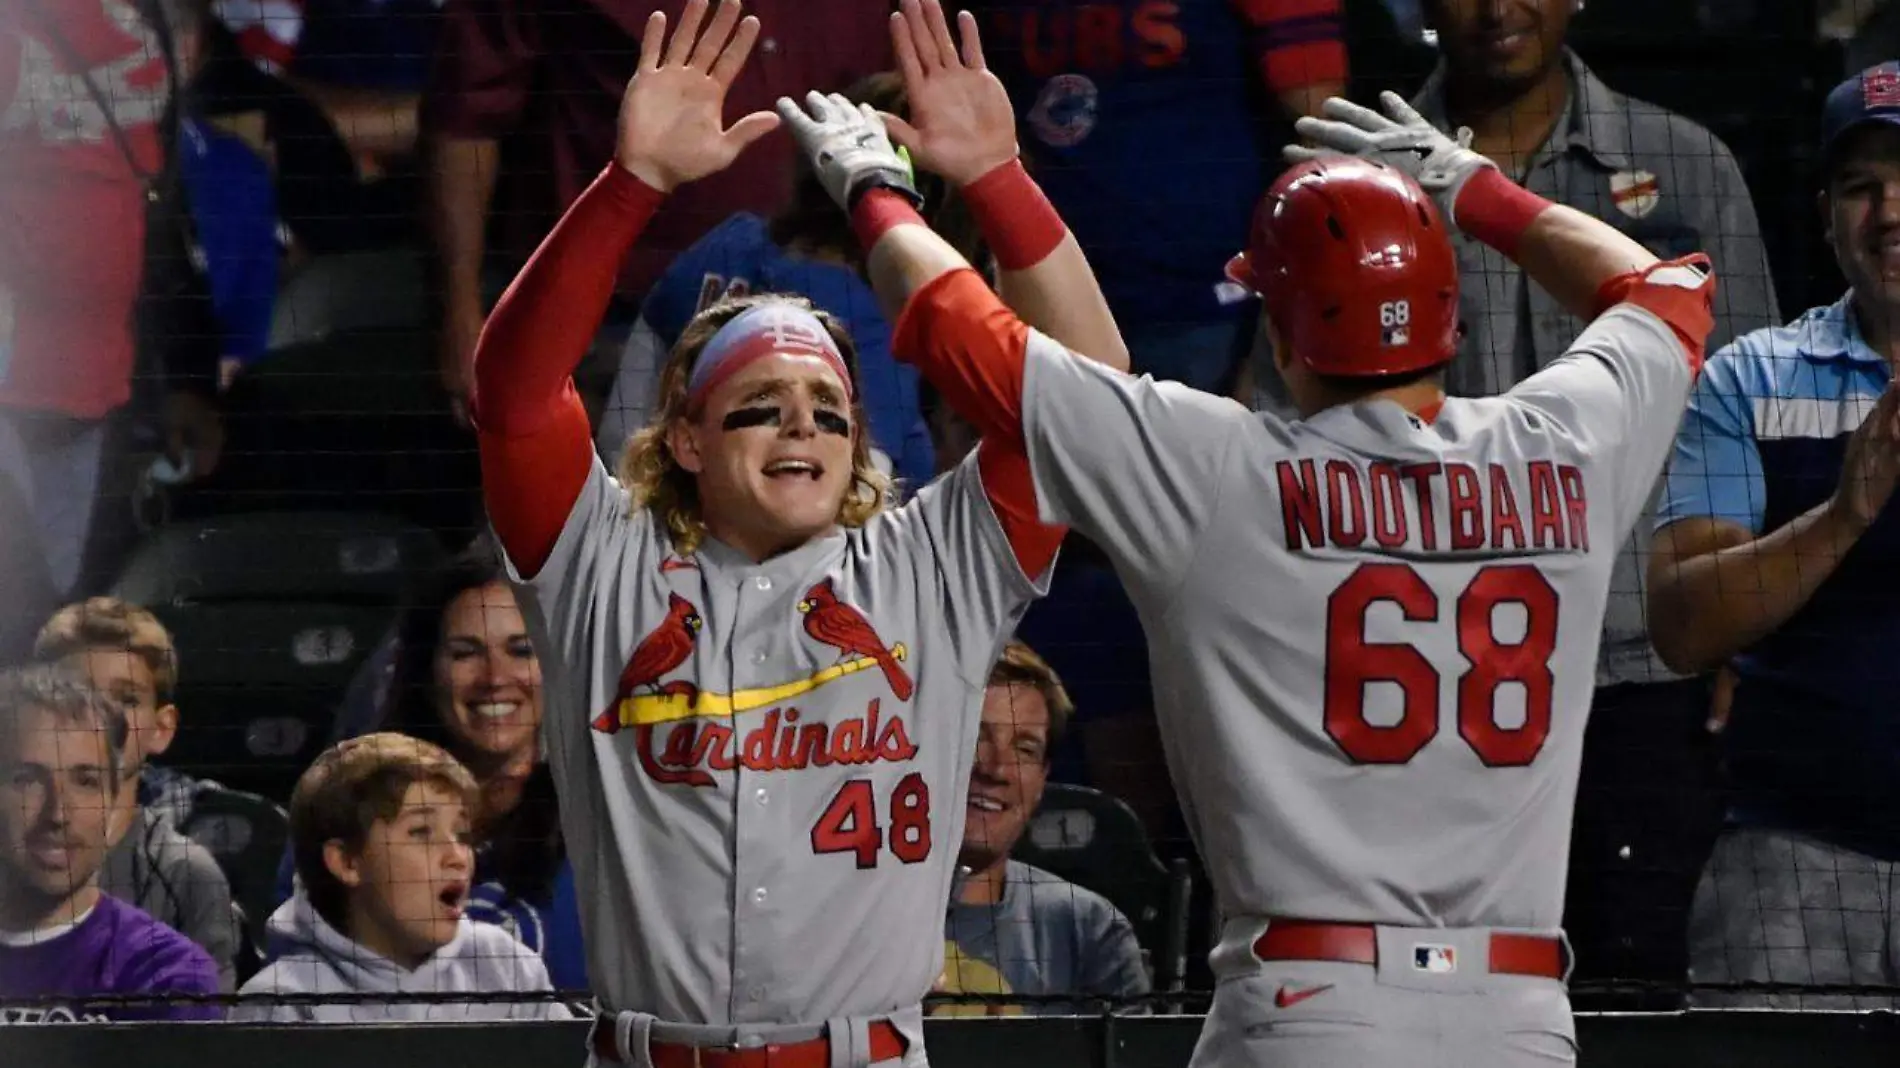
<box><xmin>1656</xmin><ymin>294</ymin><xmax>1900</xmax><ymax>849</ymax></box>
<box><xmin>466</xmin><ymin>860</ymin><xmax>589</xmax><ymax>993</ymax></box>
<box><xmin>937</xmin><ymin>861</ymin><xmax>1148</xmax><ymax>1015</ymax></box>
<box><xmin>970</xmin><ymin>0</ymin><xmax>1266</xmax><ymax>330</ymax></box>
<box><xmin>179</xmin><ymin>118</ymin><xmax>280</xmax><ymax>370</ymax></box>
<box><xmin>640</xmin><ymin>213</ymin><xmax>935</xmax><ymax>491</ymax></box>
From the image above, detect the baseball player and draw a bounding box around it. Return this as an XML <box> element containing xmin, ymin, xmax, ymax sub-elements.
<box><xmin>469</xmin><ymin>1</ymin><xmax>1126</xmax><ymax>1064</ymax></box>
<box><xmin>779</xmin><ymin>3</ymin><xmax>1717</xmax><ymax>1062</ymax></box>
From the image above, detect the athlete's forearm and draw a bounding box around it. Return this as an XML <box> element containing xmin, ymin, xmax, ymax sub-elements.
<box><xmin>1455</xmin><ymin>169</ymin><xmax>1658</xmax><ymax>323</ymax></box>
<box><xmin>473</xmin><ymin>163</ymin><xmax>664</xmax><ymax>433</ymax></box>
<box><xmin>862</xmin><ymin>198</ymin><xmax>1060</xmax><ymax>575</ymax></box>
<box><xmin>1647</xmin><ymin>505</ymin><xmax>1870</xmax><ymax>674</ymax></box>
<box><xmin>882</xmin><ymin>253</ymin><xmax>1027</xmax><ymax>448</ymax></box>
<box><xmin>961</xmin><ymin>161</ymin><xmax>1129</xmax><ymax>372</ymax></box>
<box><xmin>474</xmin><ymin>162</ymin><xmax>665</xmax><ymax>575</ymax></box>
<box><xmin>858</xmin><ymin>192</ymin><xmax>972</xmax><ymax>327</ymax></box>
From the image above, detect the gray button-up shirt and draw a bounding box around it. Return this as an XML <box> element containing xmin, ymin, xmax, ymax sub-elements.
<box><xmin>1419</xmin><ymin>52</ymin><xmax>1778</xmax><ymax>687</ymax></box>
<box><xmin>1255</xmin><ymin>51</ymin><xmax>1778</xmax><ymax>687</ymax></box>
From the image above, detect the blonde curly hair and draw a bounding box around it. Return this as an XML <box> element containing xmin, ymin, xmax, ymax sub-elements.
<box><xmin>618</xmin><ymin>293</ymin><xmax>894</xmax><ymax>555</ymax></box>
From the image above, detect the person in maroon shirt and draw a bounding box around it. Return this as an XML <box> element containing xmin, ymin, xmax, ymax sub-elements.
<box><xmin>422</xmin><ymin>0</ymin><xmax>896</xmax><ymax>423</ymax></box>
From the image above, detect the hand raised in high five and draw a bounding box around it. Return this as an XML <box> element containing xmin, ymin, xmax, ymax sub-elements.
<box><xmin>879</xmin><ymin>0</ymin><xmax>1019</xmax><ymax>187</ymax></box>
<box><xmin>615</xmin><ymin>0</ymin><xmax>781</xmax><ymax>193</ymax></box>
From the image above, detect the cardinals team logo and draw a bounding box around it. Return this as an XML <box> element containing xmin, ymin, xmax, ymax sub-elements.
<box><xmin>796</xmin><ymin>578</ymin><xmax>914</xmax><ymax>700</ymax></box>
<box><xmin>592</xmin><ymin>593</ymin><xmax>704</xmax><ymax>732</ymax></box>
<box><xmin>592</xmin><ymin>579</ymin><xmax>913</xmax><ymax>735</ymax></box>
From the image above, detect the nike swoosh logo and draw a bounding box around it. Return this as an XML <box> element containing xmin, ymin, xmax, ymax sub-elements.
<box><xmin>1274</xmin><ymin>983</ymin><xmax>1335</xmax><ymax>1009</ymax></box>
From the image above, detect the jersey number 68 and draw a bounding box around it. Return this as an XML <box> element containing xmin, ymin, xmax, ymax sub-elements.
<box><xmin>1323</xmin><ymin>562</ymin><xmax>1558</xmax><ymax>767</ymax></box>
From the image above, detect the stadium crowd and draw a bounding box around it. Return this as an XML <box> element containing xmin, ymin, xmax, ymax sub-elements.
<box><xmin>1</xmin><ymin>0</ymin><xmax>1898</xmax><ymax>1030</ymax></box>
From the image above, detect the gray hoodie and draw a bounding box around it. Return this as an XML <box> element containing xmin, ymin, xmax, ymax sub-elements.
<box><xmin>100</xmin><ymin>807</ymin><xmax>239</xmax><ymax>993</ymax></box>
<box><xmin>231</xmin><ymin>892</ymin><xmax>574</xmax><ymax>1023</ymax></box>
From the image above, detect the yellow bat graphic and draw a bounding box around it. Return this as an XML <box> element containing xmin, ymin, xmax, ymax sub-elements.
<box><xmin>610</xmin><ymin>644</ymin><xmax>909</xmax><ymax>728</ymax></box>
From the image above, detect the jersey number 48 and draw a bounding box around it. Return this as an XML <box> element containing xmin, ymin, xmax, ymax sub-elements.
<box><xmin>810</xmin><ymin>773</ymin><xmax>932</xmax><ymax>868</ymax></box>
<box><xmin>1324</xmin><ymin>562</ymin><xmax>1557</xmax><ymax>766</ymax></box>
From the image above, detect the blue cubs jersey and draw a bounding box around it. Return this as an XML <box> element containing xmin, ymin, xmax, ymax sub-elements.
<box><xmin>640</xmin><ymin>213</ymin><xmax>936</xmax><ymax>491</ymax></box>
<box><xmin>967</xmin><ymin>0</ymin><xmax>1272</xmax><ymax>330</ymax></box>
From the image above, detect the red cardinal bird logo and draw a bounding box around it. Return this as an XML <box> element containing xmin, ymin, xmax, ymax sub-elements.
<box><xmin>797</xmin><ymin>579</ymin><xmax>914</xmax><ymax>701</ymax></box>
<box><xmin>593</xmin><ymin>593</ymin><xmax>703</xmax><ymax>732</ymax></box>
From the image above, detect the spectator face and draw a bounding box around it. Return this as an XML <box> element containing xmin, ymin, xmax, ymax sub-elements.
<box><xmin>60</xmin><ymin>648</ymin><xmax>176</xmax><ymax>781</ymax></box>
<box><xmin>1826</xmin><ymin>125</ymin><xmax>1900</xmax><ymax>315</ymax></box>
<box><xmin>671</xmin><ymin>353</ymin><xmax>858</xmax><ymax>556</ymax></box>
<box><xmin>0</xmin><ymin>706</ymin><xmax>115</xmax><ymax>908</ymax></box>
<box><xmin>1428</xmin><ymin>0</ymin><xmax>1575</xmax><ymax>92</ymax></box>
<box><xmin>327</xmin><ymin>781</ymin><xmax>473</xmax><ymax>965</ymax></box>
<box><xmin>433</xmin><ymin>582</ymin><xmax>543</xmax><ymax>769</ymax></box>
<box><xmin>959</xmin><ymin>683</ymin><xmax>1052</xmax><ymax>872</ymax></box>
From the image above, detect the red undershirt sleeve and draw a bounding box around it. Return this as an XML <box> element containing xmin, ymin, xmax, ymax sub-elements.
<box><xmin>891</xmin><ymin>268</ymin><xmax>1062</xmax><ymax>578</ymax></box>
<box><xmin>472</xmin><ymin>163</ymin><xmax>664</xmax><ymax>576</ymax></box>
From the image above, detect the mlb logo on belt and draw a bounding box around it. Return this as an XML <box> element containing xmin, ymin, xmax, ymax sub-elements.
<box><xmin>1413</xmin><ymin>944</ymin><xmax>1457</xmax><ymax>974</ymax></box>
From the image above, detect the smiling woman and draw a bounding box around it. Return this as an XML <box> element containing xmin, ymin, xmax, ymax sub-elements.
<box><xmin>264</xmin><ymin>538</ymin><xmax>581</xmax><ymax>987</ymax></box>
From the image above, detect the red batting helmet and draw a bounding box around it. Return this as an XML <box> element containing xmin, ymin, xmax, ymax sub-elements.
<box><xmin>1225</xmin><ymin>156</ymin><xmax>1459</xmax><ymax>377</ymax></box>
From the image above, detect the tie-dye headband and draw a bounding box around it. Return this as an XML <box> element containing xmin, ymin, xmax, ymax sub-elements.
<box><xmin>686</xmin><ymin>303</ymin><xmax>853</xmax><ymax>408</ymax></box>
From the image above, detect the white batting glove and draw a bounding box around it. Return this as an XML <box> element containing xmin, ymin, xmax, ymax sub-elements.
<box><xmin>775</xmin><ymin>91</ymin><xmax>924</xmax><ymax>213</ymax></box>
<box><xmin>1286</xmin><ymin>91</ymin><xmax>1499</xmax><ymax>232</ymax></box>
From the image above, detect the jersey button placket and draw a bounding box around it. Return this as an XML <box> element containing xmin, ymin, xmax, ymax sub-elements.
<box><xmin>731</xmin><ymin>572</ymin><xmax>780</xmax><ymax>1019</ymax></box>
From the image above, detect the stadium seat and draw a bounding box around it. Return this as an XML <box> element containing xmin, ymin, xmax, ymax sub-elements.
<box><xmin>178</xmin><ymin>328</ymin><xmax>484</xmax><ymax>541</ymax></box>
<box><xmin>111</xmin><ymin>512</ymin><xmax>443</xmax><ymax>800</ymax></box>
<box><xmin>267</xmin><ymin>248</ymin><xmax>428</xmax><ymax>350</ymax></box>
<box><xmin>1011</xmin><ymin>782</ymin><xmax>1194</xmax><ymax>997</ymax></box>
<box><xmin>179</xmin><ymin>788</ymin><xmax>291</xmax><ymax>971</ymax></box>
<box><xmin>112</xmin><ymin>511</ymin><xmax>444</xmax><ymax>606</ymax></box>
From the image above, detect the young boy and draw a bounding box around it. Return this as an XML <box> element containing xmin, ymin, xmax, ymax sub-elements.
<box><xmin>32</xmin><ymin>598</ymin><xmax>225</xmax><ymax>826</ymax></box>
<box><xmin>233</xmin><ymin>733</ymin><xmax>570</xmax><ymax>1022</ymax></box>
<box><xmin>34</xmin><ymin>598</ymin><xmax>238</xmax><ymax>989</ymax></box>
<box><xmin>0</xmin><ymin>666</ymin><xmax>222</xmax><ymax>1023</ymax></box>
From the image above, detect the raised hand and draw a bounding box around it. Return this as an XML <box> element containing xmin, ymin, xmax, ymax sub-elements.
<box><xmin>775</xmin><ymin>91</ymin><xmax>921</xmax><ymax>212</ymax></box>
<box><xmin>614</xmin><ymin>0</ymin><xmax>781</xmax><ymax>193</ymax></box>
<box><xmin>1287</xmin><ymin>91</ymin><xmax>1497</xmax><ymax>229</ymax></box>
<box><xmin>880</xmin><ymin>0</ymin><xmax>1018</xmax><ymax>186</ymax></box>
<box><xmin>1830</xmin><ymin>382</ymin><xmax>1900</xmax><ymax>531</ymax></box>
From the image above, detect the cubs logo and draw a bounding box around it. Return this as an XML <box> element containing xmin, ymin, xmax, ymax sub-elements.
<box><xmin>1027</xmin><ymin>74</ymin><xmax>1099</xmax><ymax>148</ymax></box>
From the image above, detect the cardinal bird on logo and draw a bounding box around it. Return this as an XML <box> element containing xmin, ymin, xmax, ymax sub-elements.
<box><xmin>796</xmin><ymin>579</ymin><xmax>914</xmax><ymax>701</ymax></box>
<box><xmin>593</xmin><ymin>593</ymin><xmax>703</xmax><ymax>732</ymax></box>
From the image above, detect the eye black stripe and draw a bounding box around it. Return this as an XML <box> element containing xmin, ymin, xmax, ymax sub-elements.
<box><xmin>723</xmin><ymin>407</ymin><xmax>781</xmax><ymax>431</ymax></box>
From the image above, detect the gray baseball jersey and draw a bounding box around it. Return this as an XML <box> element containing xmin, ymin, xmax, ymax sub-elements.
<box><xmin>505</xmin><ymin>449</ymin><xmax>1044</xmax><ymax>1039</ymax></box>
<box><xmin>1017</xmin><ymin>282</ymin><xmax>1698</xmax><ymax>977</ymax></box>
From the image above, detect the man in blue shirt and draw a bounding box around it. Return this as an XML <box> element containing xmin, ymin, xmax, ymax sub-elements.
<box><xmin>1649</xmin><ymin>62</ymin><xmax>1900</xmax><ymax>1009</ymax></box>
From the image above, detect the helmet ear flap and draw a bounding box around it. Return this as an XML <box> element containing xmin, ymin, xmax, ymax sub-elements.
<box><xmin>1223</xmin><ymin>252</ymin><xmax>1257</xmax><ymax>293</ymax></box>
